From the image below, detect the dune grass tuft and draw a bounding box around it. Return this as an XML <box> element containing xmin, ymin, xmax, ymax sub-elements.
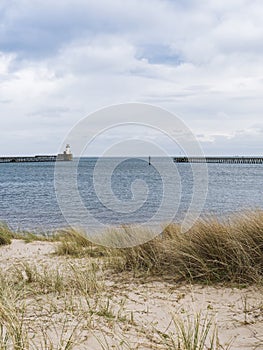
<box><xmin>159</xmin><ymin>311</ymin><xmax>221</xmax><ymax>350</ymax></box>
<box><xmin>0</xmin><ymin>222</ymin><xmax>16</xmax><ymax>245</ymax></box>
<box><xmin>55</xmin><ymin>229</ymin><xmax>108</xmax><ymax>258</ymax></box>
<box><xmin>5</xmin><ymin>210</ymin><xmax>263</xmax><ymax>284</ymax></box>
<box><xmin>114</xmin><ymin>211</ymin><xmax>263</xmax><ymax>284</ymax></box>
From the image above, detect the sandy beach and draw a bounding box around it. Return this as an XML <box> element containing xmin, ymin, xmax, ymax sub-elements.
<box><xmin>0</xmin><ymin>239</ymin><xmax>262</xmax><ymax>349</ymax></box>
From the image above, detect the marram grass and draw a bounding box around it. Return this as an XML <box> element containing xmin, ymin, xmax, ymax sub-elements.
<box><xmin>115</xmin><ymin>211</ymin><xmax>263</xmax><ymax>283</ymax></box>
<box><xmin>1</xmin><ymin>213</ymin><xmax>263</xmax><ymax>349</ymax></box>
<box><xmin>2</xmin><ymin>210</ymin><xmax>263</xmax><ymax>283</ymax></box>
<box><xmin>0</xmin><ymin>222</ymin><xmax>15</xmax><ymax>245</ymax></box>
<box><xmin>55</xmin><ymin>211</ymin><xmax>263</xmax><ymax>284</ymax></box>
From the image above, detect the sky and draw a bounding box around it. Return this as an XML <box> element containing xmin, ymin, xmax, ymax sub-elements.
<box><xmin>1</xmin><ymin>0</ymin><xmax>263</xmax><ymax>156</ymax></box>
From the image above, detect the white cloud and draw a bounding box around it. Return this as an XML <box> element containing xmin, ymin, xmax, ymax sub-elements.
<box><xmin>0</xmin><ymin>0</ymin><xmax>263</xmax><ymax>155</ymax></box>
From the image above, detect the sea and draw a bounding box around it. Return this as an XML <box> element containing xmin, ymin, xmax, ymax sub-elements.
<box><xmin>0</xmin><ymin>157</ymin><xmax>262</xmax><ymax>233</ymax></box>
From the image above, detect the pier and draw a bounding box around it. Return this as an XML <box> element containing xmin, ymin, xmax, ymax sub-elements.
<box><xmin>174</xmin><ymin>156</ymin><xmax>263</xmax><ymax>164</ymax></box>
<box><xmin>0</xmin><ymin>145</ymin><xmax>73</xmax><ymax>163</ymax></box>
<box><xmin>0</xmin><ymin>155</ymin><xmax>58</xmax><ymax>163</ymax></box>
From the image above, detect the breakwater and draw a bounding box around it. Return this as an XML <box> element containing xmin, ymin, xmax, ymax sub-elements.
<box><xmin>0</xmin><ymin>145</ymin><xmax>73</xmax><ymax>163</ymax></box>
<box><xmin>174</xmin><ymin>156</ymin><xmax>263</xmax><ymax>164</ymax></box>
<box><xmin>0</xmin><ymin>155</ymin><xmax>58</xmax><ymax>163</ymax></box>
<box><xmin>0</xmin><ymin>154</ymin><xmax>73</xmax><ymax>163</ymax></box>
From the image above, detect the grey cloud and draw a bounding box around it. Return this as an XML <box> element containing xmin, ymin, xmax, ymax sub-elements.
<box><xmin>1</xmin><ymin>0</ymin><xmax>263</xmax><ymax>155</ymax></box>
<box><xmin>28</xmin><ymin>106</ymin><xmax>71</xmax><ymax>118</ymax></box>
<box><xmin>0</xmin><ymin>99</ymin><xmax>12</xmax><ymax>104</ymax></box>
<box><xmin>1</xmin><ymin>0</ymin><xmax>263</xmax><ymax>73</ymax></box>
<box><xmin>0</xmin><ymin>0</ymin><xmax>175</xmax><ymax>60</ymax></box>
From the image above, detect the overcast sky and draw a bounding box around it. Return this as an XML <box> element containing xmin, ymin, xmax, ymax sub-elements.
<box><xmin>1</xmin><ymin>0</ymin><xmax>263</xmax><ymax>156</ymax></box>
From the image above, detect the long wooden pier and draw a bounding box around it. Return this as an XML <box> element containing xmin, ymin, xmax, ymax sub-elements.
<box><xmin>174</xmin><ymin>156</ymin><xmax>263</xmax><ymax>164</ymax></box>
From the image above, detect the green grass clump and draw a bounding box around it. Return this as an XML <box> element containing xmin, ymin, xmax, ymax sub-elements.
<box><xmin>0</xmin><ymin>222</ymin><xmax>15</xmax><ymax>245</ymax></box>
<box><xmin>0</xmin><ymin>223</ymin><xmax>57</xmax><ymax>245</ymax></box>
<box><xmin>55</xmin><ymin>229</ymin><xmax>107</xmax><ymax>257</ymax></box>
<box><xmin>160</xmin><ymin>311</ymin><xmax>220</xmax><ymax>350</ymax></box>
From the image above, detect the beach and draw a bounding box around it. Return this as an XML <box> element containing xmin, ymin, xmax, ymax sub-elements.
<box><xmin>0</xmin><ymin>237</ymin><xmax>262</xmax><ymax>349</ymax></box>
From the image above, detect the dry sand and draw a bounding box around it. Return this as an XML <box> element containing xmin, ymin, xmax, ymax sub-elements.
<box><xmin>0</xmin><ymin>240</ymin><xmax>262</xmax><ymax>349</ymax></box>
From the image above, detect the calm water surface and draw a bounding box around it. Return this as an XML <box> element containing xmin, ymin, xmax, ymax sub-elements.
<box><xmin>0</xmin><ymin>158</ymin><xmax>262</xmax><ymax>232</ymax></box>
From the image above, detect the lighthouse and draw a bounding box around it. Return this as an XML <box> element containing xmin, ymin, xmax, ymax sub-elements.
<box><xmin>65</xmin><ymin>144</ymin><xmax>72</xmax><ymax>155</ymax></box>
<box><xmin>57</xmin><ymin>144</ymin><xmax>73</xmax><ymax>161</ymax></box>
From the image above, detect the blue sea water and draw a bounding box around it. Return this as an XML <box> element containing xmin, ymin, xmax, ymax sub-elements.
<box><xmin>0</xmin><ymin>158</ymin><xmax>263</xmax><ymax>232</ymax></box>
